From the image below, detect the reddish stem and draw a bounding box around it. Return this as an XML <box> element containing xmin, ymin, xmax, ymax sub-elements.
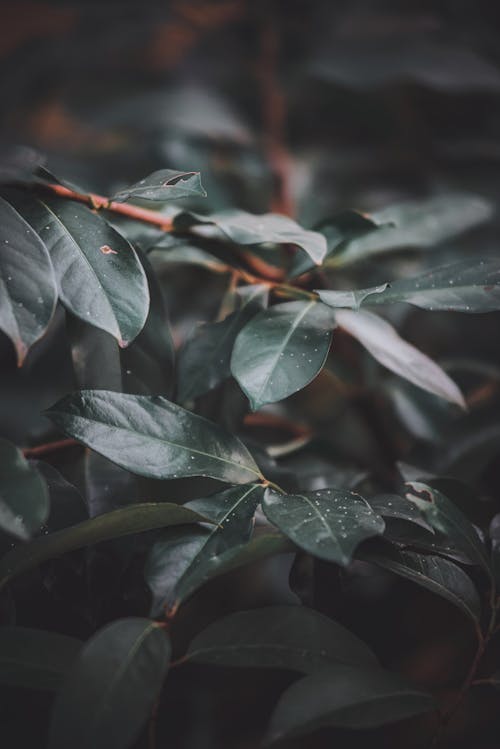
<box><xmin>23</xmin><ymin>438</ymin><xmax>80</xmax><ymax>459</ymax></box>
<box><xmin>41</xmin><ymin>183</ymin><xmax>174</xmax><ymax>230</ymax></box>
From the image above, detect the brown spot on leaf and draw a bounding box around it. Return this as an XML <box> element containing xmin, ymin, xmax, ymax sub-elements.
<box><xmin>100</xmin><ymin>245</ymin><xmax>118</xmax><ymax>255</ymax></box>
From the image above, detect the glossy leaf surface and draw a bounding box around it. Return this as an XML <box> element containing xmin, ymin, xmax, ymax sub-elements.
<box><xmin>318</xmin><ymin>258</ymin><xmax>500</xmax><ymax>313</ymax></box>
<box><xmin>4</xmin><ymin>191</ymin><xmax>149</xmax><ymax>346</ymax></box>
<box><xmin>174</xmin><ymin>209</ymin><xmax>328</xmax><ymax>265</ymax></box>
<box><xmin>146</xmin><ymin>483</ymin><xmax>264</xmax><ymax>611</ymax></box>
<box><xmin>263</xmin><ymin>488</ymin><xmax>385</xmax><ymax>565</ymax></box>
<box><xmin>112</xmin><ymin>169</ymin><xmax>206</xmax><ymax>202</ymax></box>
<box><xmin>0</xmin><ymin>196</ymin><xmax>57</xmax><ymax>363</ymax></box>
<box><xmin>46</xmin><ymin>390</ymin><xmax>263</xmax><ymax>483</ymax></box>
<box><xmin>405</xmin><ymin>482</ymin><xmax>491</xmax><ymax>574</ymax></box>
<box><xmin>361</xmin><ymin>547</ymin><xmax>481</xmax><ymax>622</ymax></box>
<box><xmin>231</xmin><ymin>301</ymin><xmax>335</xmax><ymax>410</ymax></box>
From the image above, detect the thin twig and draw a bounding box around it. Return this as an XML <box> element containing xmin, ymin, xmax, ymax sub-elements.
<box><xmin>39</xmin><ymin>183</ymin><xmax>174</xmax><ymax>230</ymax></box>
<box><xmin>23</xmin><ymin>438</ymin><xmax>80</xmax><ymax>459</ymax></box>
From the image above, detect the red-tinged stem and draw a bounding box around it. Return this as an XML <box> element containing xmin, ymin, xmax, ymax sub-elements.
<box><xmin>22</xmin><ymin>438</ymin><xmax>80</xmax><ymax>458</ymax></box>
<box><xmin>40</xmin><ymin>183</ymin><xmax>174</xmax><ymax>230</ymax></box>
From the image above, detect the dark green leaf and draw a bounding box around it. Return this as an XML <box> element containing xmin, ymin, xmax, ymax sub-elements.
<box><xmin>146</xmin><ymin>483</ymin><xmax>264</xmax><ymax>612</ymax></box>
<box><xmin>360</xmin><ymin>547</ymin><xmax>481</xmax><ymax>623</ymax></box>
<box><xmin>263</xmin><ymin>488</ymin><xmax>385</xmax><ymax>565</ymax></box>
<box><xmin>49</xmin><ymin>618</ymin><xmax>171</xmax><ymax>749</ymax></box>
<box><xmin>46</xmin><ymin>390</ymin><xmax>263</xmax><ymax>483</ymax></box>
<box><xmin>318</xmin><ymin>258</ymin><xmax>500</xmax><ymax>313</ymax></box>
<box><xmin>0</xmin><ymin>438</ymin><xmax>49</xmax><ymax>540</ymax></box>
<box><xmin>317</xmin><ymin>285</ymin><xmax>388</xmax><ymax>310</ymax></box>
<box><xmin>231</xmin><ymin>301</ymin><xmax>335</xmax><ymax>410</ymax></box>
<box><xmin>3</xmin><ymin>190</ymin><xmax>149</xmax><ymax>346</ymax></box>
<box><xmin>147</xmin><ymin>530</ymin><xmax>294</xmax><ymax>615</ymax></box>
<box><xmin>266</xmin><ymin>664</ymin><xmax>435</xmax><ymax>741</ymax></box>
<box><xmin>0</xmin><ymin>626</ymin><xmax>82</xmax><ymax>691</ymax></box>
<box><xmin>369</xmin><ymin>494</ymin><xmax>432</xmax><ymax>530</ymax></box>
<box><xmin>112</xmin><ymin>169</ymin><xmax>206</xmax><ymax>202</ymax></box>
<box><xmin>186</xmin><ymin>605</ymin><xmax>377</xmax><ymax>672</ymax></box>
<box><xmin>178</xmin><ymin>284</ymin><xmax>268</xmax><ymax>401</ymax></box>
<box><xmin>405</xmin><ymin>481</ymin><xmax>491</xmax><ymax>575</ymax></box>
<box><xmin>0</xmin><ymin>196</ymin><xmax>57</xmax><ymax>364</ymax></box>
<box><xmin>290</xmin><ymin>210</ymin><xmax>387</xmax><ymax>277</ymax></box>
<box><xmin>174</xmin><ymin>209</ymin><xmax>328</xmax><ymax>265</ymax></box>
<box><xmin>0</xmin><ymin>502</ymin><xmax>208</xmax><ymax>588</ymax></box>
<box><xmin>334</xmin><ymin>308</ymin><xmax>466</xmax><ymax>407</ymax></box>
<box><xmin>330</xmin><ymin>194</ymin><xmax>493</xmax><ymax>267</ymax></box>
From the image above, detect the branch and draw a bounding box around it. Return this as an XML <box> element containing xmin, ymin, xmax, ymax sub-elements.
<box><xmin>23</xmin><ymin>438</ymin><xmax>80</xmax><ymax>459</ymax></box>
<box><xmin>40</xmin><ymin>183</ymin><xmax>174</xmax><ymax>230</ymax></box>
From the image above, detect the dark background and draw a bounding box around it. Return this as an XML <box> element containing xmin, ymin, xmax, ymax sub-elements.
<box><xmin>2</xmin><ymin>2</ymin><xmax>500</xmax><ymax>747</ymax></box>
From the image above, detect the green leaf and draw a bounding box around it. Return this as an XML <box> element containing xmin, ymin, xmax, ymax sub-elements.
<box><xmin>0</xmin><ymin>502</ymin><xmax>208</xmax><ymax>588</ymax></box>
<box><xmin>0</xmin><ymin>196</ymin><xmax>57</xmax><ymax>364</ymax></box>
<box><xmin>405</xmin><ymin>482</ymin><xmax>491</xmax><ymax>574</ymax></box>
<box><xmin>266</xmin><ymin>664</ymin><xmax>435</xmax><ymax>741</ymax></box>
<box><xmin>231</xmin><ymin>300</ymin><xmax>335</xmax><ymax>410</ymax></box>
<box><xmin>290</xmin><ymin>210</ymin><xmax>388</xmax><ymax>277</ymax></box>
<box><xmin>317</xmin><ymin>284</ymin><xmax>389</xmax><ymax>310</ymax></box>
<box><xmin>46</xmin><ymin>390</ymin><xmax>263</xmax><ymax>483</ymax></box>
<box><xmin>186</xmin><ymin>606</ymin><xmax>377</xmax><ymax>673</ymax></box>
<box><xmin>49</xmin><ymin>618</ymin><xmax>171</xmax><ymax>749</ymax></box>
<box><xmin>369</xmin><ymin>494</ymin><xmax>432</xmax><ymax>530</ymax></box>
<box><xmin>334</xmin><ymin>308</ymin><xmax>466</xmax><ymax>408</ymax></box>
<box><xmin>174</xmin><ymin>209</ymin><xmax>328</xmax><ymax>265</ymax></box>
<box><xmin>0</xmin><ymin>438</ymin><xmax>49</xmax><ymax>540</ymax></box>
<box><xmin>262</xmin><ymin>488</ymin><xmax>385</xmax><ymax>565</ymax></box>
<box><xmin>178</xmin><ymin>284</ymin><xmax>268</xmax><ymax>401</ymax></box>
<box><xmin>318</xmin><ymin>258</ymin><xmax>500</xmax><ymax>313</ymax></box>
<box><xmin>147</xmin><ymin>530</ymin><xmax>294</xmax><ymax>614</ymax></box>
<box><xmin>329</xmin><ymin>193</ymin><xmax>493</xmax><ymax>267</ymax></box>
<box><xmin>112</xmin><ymin>169</ymin><xmax>206</xmax><ymax>202</ymax></box>
<box><xmin>0</xmin><ymin>626</ymin><xmax>82</xmax><ymax>691</ymax></box>
<box><xmin>360</xmin><ymin>547</ymin><xmax>481</xmax><ymax>623</ymax></box>
<box><xmin>3</xmin><ymin>190</ymin><xmax>149</xmax><ymax>346</ymax></box>
<box><xmin>145</xmin><ymin>483</ymin><xmax>264</xmax><ymax>612</ymax></box>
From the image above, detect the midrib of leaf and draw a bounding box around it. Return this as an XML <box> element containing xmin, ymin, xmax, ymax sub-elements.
<box><xmin>176</xmin><ymin>483</ymin><xmax>262</xmax><ymax>597</ymax></box>
<box><xmin>58</xmin><ymin>412</ymin><xmax>263</xmax><ymax>479</ymax></box>
<box><xmin>294</xmin><ymin>493</ymin><xmax>340</xmax><ymax>548</ymax></box>
<box><xmin>255</xmin><ymin>300</ymin><xmax>317</xmax><ymax>403</ymax></box>
<box><xmin>38</xmin><ymin>199</ymin><xmax>119</xmax><ymax>338</ymax></box>
<box><xmin>81</xmin><ymin>622</ymin><xmax>160</xmax><ymax>743</ymax></box>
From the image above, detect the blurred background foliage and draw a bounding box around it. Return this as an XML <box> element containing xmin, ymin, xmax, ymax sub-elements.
<box><xmin>2</xmin><ymin>1</ymin><xmax>500</xmax><ymax>747</ymax></box>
